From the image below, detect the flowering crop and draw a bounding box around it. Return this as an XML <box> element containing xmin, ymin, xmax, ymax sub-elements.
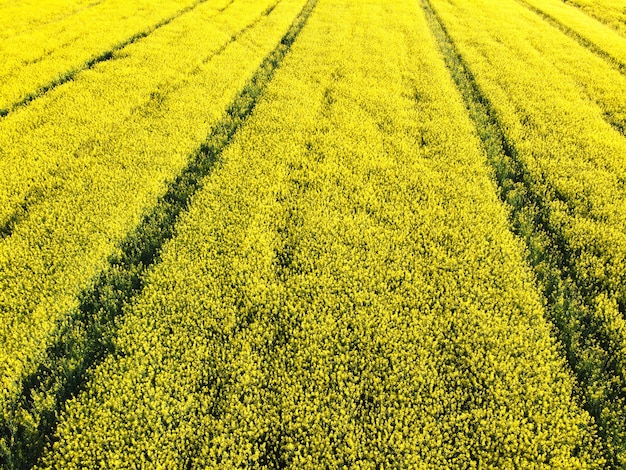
<box><xmin>2</xmin><ymin>0</ymin><xmax>625</xmax><ymax>467</ymax></box>
<box><xmin>0</xmin><ymin>0</ymin><xmax>202</xmax><ymax>114</ymax></box>
<box><xmin>39</xmin><ymin>0</ymin><xmax>604</xmax><ymax>468</ymax></box>
<box><xmin>516</xmin><ymin>0</ymin><xmax>626</xmax><ymax>71</ymax></box>
<box><xmin>561</xmin><ymin>0</ymin><xmax>626</xmax><ymax>37</ymax></box>
<box><xmin>427</xmin><ymin>0</ymin><xmax>626</xmax><ymax>465</ymax></box>
<box><xmin>0</xmin><ymin>0</ymin><xmax>310</xmax><ymax>465</ymax></box>
<box><xmin>0</xmin><ymin>0</ymin><xmax>94</xmax><ymax>39</ymax></box>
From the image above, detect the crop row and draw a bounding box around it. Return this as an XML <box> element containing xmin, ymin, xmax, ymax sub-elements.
<box><xmin>39</xmin><ymin>0</ymin><xmax>603</xmax><ymax>467</ymax></box>
<box><xmin>425</xmin><ymin>0</ymin><xmax>626</xmax><ymax>465</ymax></box>
<box><xmin>0</xmin><ymin>0</ymin><xmax>311</xmax><ymax>466</ymax></box>
<box><xmin>0</xmin><ymin>0</ymin><xmax>203</xmax><ymax>114</ymax></box>
<box><xmin>515</xmin><ymin>0</ymin><xmax>626</xmax><ymax>72</ymax></box>
<box><xmin>0</xmin><ymin>0</ymin><xmax>94</xmax><ymax>39</ymax></box>
<box><xmin>561</xmin><ymin>0</ymin><xmax>626</xmax><ymax>37</ymax></box>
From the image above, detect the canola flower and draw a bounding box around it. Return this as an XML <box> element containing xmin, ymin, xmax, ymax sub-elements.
<box><xmin>0</xmin><ymin>0</ymin><xmax>310</xmax><ymax>464</ymax></box>
<box><xmin>562</xmin><ymin>0</ymin><xmax>626</xmax><ymax>37</ymax></box>
<box><xmin>40</xmin><ymin>0</ymin><xmax>603</xmax><ymax>467</ymax></box>
<box><xmin>427</xmin><ymin>0</ymin><xmax>626</xmax><ymax>465</ymax></box>
<box><xmin>424</xmin><ymin>0</ymin><xmax>626</xmax><ymax>138</ymax></box>
<box><xmin>516</xmin><ymin>0</ymin><xmax>626</xmax><ymax>71</ymax></box>
<box><xmin>0</xmin><ymin>0</ymin><xmax>94</xmax><ymax>39</ymax></box>
<box><xmin>0</xmin><ymin>0</ymin><xmax>201</xmax><ymax>114</ymax></box>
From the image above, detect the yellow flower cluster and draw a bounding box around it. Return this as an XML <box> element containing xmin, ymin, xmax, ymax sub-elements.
<box><xmin>40</xmin><ymin>0</ymin><xmax>602</xmax><ymax>467</ymax></box>
<box><xmin>427</xmin><ymin>0</ymin><xmax>626</xmax><ymax>465</ymax></box>
<box><xmin>0</xmin><ymin>0</ymin><xmax>93</xmax><ymax>40</ymax></box>
<box><xmin>0</xmin><ymin>0</ymin><xmax>310</xmax><ymax>463</ymax></box>
<box><xmin>517</xmin><ymin>0</ymin><xmax>626</xmax><ymax>70</ymax></box>
<box><xmin>0</xmin><ymin>0</ymin><xmax>200</xmax><ymax>114</ymax></box>
<box><xmin>562</xmin><ymin>0</ymin><xmax>626</xmax><ymax>37</ymax></box>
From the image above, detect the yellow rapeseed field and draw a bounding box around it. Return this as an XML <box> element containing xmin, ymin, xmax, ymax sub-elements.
<box><xmin>1</xmin><ymin>0</ymin><xmax>625</xmax><ymax>468</ymax></box>
<box><xmin>426</xmin><ymin>0</ymin><xmax>626</xmax><ymax>465</ymax></box>
<box><xmin>0</xmin><ymin>0</ymin><xmax>94</xmax><ymax>39</ymax></box>
<box><xmin>561</xmin><ymin>0</ymin><xmax>626</xmax><ymax>36</ymax></box>
<box><xmin>0</xmin><ymin>0</ymin><xmax>200</xmax><ymax>113</ymax></box>
<box><xmin>0</xmin><ymin>0</ymin><xmax>310</xmax><ymax>464</ymax></box>
<box><xmin>39</xmin><ymin>0</ymin><xmax>602</xmax><ymax>467</ymax></box>
<box><xmin>517</xmin><ymin>0</ymin><xmax>626</xmax><ymax>70</ymax></box>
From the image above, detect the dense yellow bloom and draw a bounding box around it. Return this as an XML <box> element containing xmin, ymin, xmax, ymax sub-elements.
<box><xmin>40</xmin><ymin>0</ymin><xmax>602</xmax><ymax>467</ymax></box>
<box><xmin>0</xmin><ymin>0</ymin><xmax>310</xmax><ymax>457</ymax></box>
<box><xmin>0</xmin><ymin>0</ymin><xmax>96</xmax><ymax>42</ymax></box>
<box><xmin>0</xmin><ymin>0</ymin><xmax>200</xmax><ymax>113</ymax></box>
<box><xmin>427</xmin><ymin>0</ymin><xmax>626</xmax><ymax>464</ymax></box>
<box><xmin>562</xmin><ymin>0</ymin><xmax>626</xmax><ymax>37</ymax></box>
<box><xmin>517</xmin><ymin>0</ymin><xmax>626</xmax><ymax>69</ymax></box>
<box><xmin>3</xmin><ymin>0</ymin><xmax>626</xmax><ymax>466</ymax></box>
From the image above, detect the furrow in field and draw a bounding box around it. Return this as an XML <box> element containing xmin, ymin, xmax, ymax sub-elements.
<box><xmin>562</xmin><ymin>0</ymin><xmax>626</xmax><ymax>38</ymax></box>
<box><xmin>424</xmin><ymin>0</ymin><xmax>626</xmax><ymax>466</ymax></box>
<box><xmin>0</xmin><ymin>0</ymin><xmax>267</xmax><ymax>237</ymax></box>
<box><xmin>0</xmin><ymin>0</ymin><xmax>204</xmax><ymax>116</ymax></box>
<box><xmin>0</xmin><ymin>0</ymin><xmax>312</xmax><ymax>467</ymax></box>
<box><xmin>40</xmin><ymin>0</ymin><xmax>604</xmax><ymax>468</ymax></box>
<box><xmin>514</xmin><ymin>0</ymin><xmax>626</xmax><ymax>75</ymax></box>
<box><xmin>421</xmin><ymin>0</ymin><xmax>626</xmax><ymax>138</ymax></box>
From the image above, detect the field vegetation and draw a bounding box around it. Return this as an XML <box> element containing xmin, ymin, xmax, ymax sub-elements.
<box><xmin>424</xmin><ymin>0</ymin><xmax>626</xmax><ymax>464</ymax></box>
<box><xmin>1</xmin><ymin>0</ymin><xmax>625</xmax><ymax>468</ymax></box>
<box><xmin>560</xmin><ymin>0</ymin><xmax>626</xmax><ymax>36</ymax></box>
<box><xmin>0</xmin><ymin>0</ymin><xmax>204</xmax><ymax>114</ymax></box>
